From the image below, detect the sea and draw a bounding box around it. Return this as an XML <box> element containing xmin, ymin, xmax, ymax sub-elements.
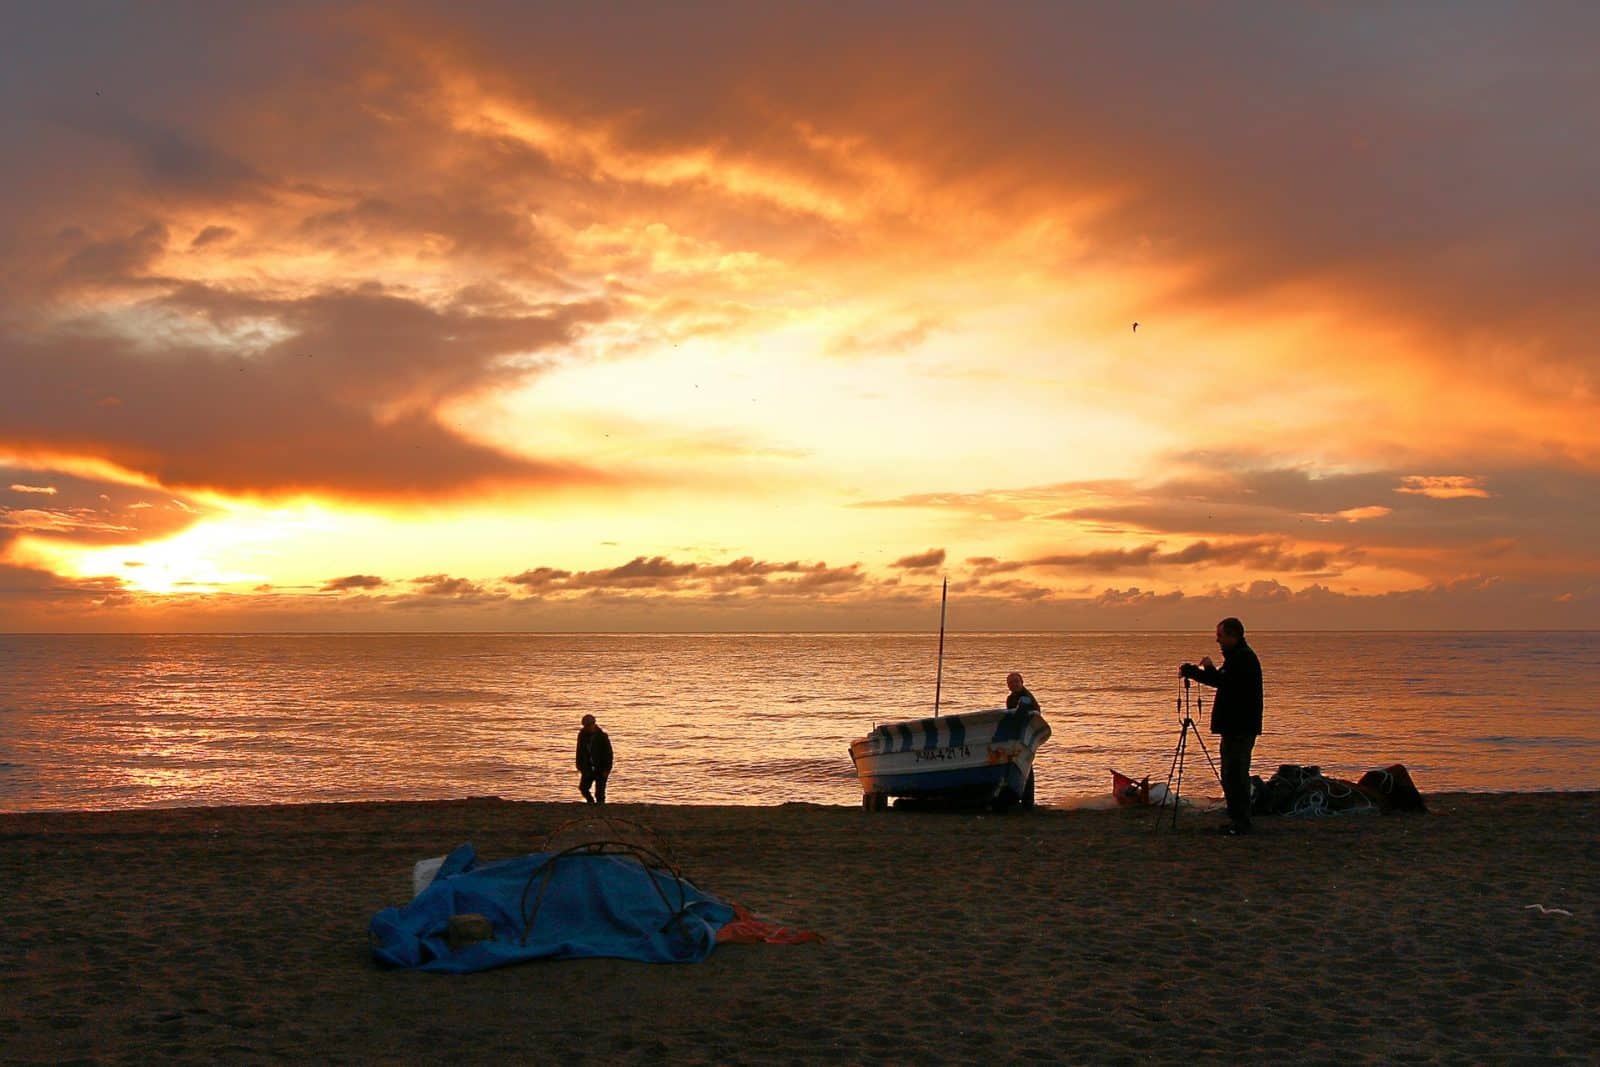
<box><xmin>1</xmin><ymin>632</ymin><xmax>1597</xmax><ymax>813</ymax></box>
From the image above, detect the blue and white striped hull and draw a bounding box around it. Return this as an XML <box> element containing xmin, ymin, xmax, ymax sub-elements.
<box><xmin>849</xmin><ymin>708</ymin><xmax>1051</xmax><ymax>804</ymax></box>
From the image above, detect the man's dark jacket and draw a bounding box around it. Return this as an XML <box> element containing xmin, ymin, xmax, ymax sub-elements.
<box><xmin>576</xmin><ymin>727</ymin><xmax>615</xmax><ymax>776</ymax></box>
<box><xmin>1181</xmin><ymin>642</ymin><xmax>1263</xmax><ymax>736</ymax></box>
<box><xmin>1006</xmin><ymin>687</ymin><xmax>1040</xmax><ymax>713</ymax></box>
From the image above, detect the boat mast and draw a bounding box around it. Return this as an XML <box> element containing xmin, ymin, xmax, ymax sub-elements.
<box><xmin>934</xmin><ymin>575</ymin><xmax>947</xmax><ymax>718</ymax></box>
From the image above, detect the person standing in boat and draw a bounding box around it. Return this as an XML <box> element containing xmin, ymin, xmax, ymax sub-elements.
<box><xmin>1005</xmin><ymin>672</ymin><xmax>1040</xmax><ymax>713</ymax></box>
<box><xmin>1179</xmin><ymin>617</ymin><xmax>1263</xmax><ymax>836</ymax></box>
<box><xmin>576</xmin><ymin>714</ymin><xmax>614</xmax><ymax>805</ymax></box>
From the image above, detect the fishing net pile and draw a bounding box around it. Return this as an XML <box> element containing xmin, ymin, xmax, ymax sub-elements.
<box><xmin>1251</xmin><ymin>763</ymin><xmax>1427</xmax><ymax>817</ymax></box>
<box><xmin>370</xmin><ymin>815</ymin><xmax>819</xmax><ymax>973</ymax></box>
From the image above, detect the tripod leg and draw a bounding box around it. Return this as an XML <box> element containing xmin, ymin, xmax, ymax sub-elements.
<box><xmin>1155</xmin><ymin>724</ymin><xmax>1185</xmax><ymax>830</ymax></box>
<box><xmin>1170</xmin><ymin>728</ymin><xmax>1186</xmax><ymax>830</ymax></box>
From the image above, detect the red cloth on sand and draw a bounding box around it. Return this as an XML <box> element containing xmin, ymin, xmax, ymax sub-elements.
<box><xmin>715</xmin><ymin>903</ymin><xmax>824</xmax><ymax>945</ymax></box>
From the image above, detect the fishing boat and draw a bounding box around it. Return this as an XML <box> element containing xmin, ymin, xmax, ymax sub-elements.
<box><xmin>849</xmin><ymin>706</ymin><xmax>1051</xmax><ymax>811</ymax></box>
<box><xmin>848</xmin><ymin>577</ymin><xmax>1051</xmax><ymax>811</ymax></box>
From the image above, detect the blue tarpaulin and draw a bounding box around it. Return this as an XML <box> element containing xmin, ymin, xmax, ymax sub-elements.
<box><xmin>369</xmin><ymin>843</ymin><xmax>737</xmax><ymax>972</ymax></box>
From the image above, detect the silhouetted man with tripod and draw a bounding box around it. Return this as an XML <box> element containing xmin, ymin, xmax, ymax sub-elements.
<box><xmin>1180</xmin><ymin>617</ymin><xmax>1263</xmax><ymax>835</ymax></box>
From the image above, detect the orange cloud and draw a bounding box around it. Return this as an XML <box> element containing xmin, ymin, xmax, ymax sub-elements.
<box><xmin>320</xmin><ymin>574</ymin><xmax>387</xmax><ymax>592</ymax></box>
<box><xmin>2</xmin><ymin>5</ymin><xmax>1596</xmax><ymax>630</ymax></box>
<box><xmin>890</xmin><ymin>548</ymin><xmax>946</xmax><ymax>572</ymax></box>
<box><xmin>1396</xmin><ymin>476</ymin><xmax>1492</xmax><ymax>500</ymax></box>
<box><xmin>503</xmin><ymin>555</ymin><xmax>872</xmax><ymax>599</ymax></box>
<box><xmin>0</xmin><ymin>287</ymin><xmax>612</xmax><ymax>500</ymax></box>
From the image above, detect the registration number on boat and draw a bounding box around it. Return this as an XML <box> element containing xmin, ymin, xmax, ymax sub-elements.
<box><xmin>914</xmin><ymin>744</ymin><xmax>972</xmax><ymax>762</ymax></box>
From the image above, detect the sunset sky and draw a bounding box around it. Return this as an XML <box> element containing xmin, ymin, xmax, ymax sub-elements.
<box><xmin>2</xmin><ymin>2</ymin><xmax>1597</xmax><ymax>631</ymax></box>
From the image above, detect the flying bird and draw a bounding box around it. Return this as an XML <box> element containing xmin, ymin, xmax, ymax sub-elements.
<box><xmin>1132</xmin><ymin>322</ymin><xmax>1139</xmax><ymax>333</ymax></box>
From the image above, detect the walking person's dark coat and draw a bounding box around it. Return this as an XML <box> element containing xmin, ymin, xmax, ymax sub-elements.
<box><xmin>576</xmin><ymin>714</ymin><xmax>614</xmax><ymax>805</ymax></box>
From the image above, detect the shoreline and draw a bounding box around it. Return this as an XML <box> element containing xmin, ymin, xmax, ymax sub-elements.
<box><xmin>4</xmin><ymin>787</ymin><xmax>1599</xmax><ymax>821</ymax></box>
<box><xmin>5</xmin><ymin>793</ymin><xmax>1596</xmax><ymax>1062</ymax></box>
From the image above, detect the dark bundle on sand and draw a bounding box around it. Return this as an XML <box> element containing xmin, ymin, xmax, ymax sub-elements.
<box><xmin>1253</xmin><ymin>763</ymin><xmax>1427</xmax><ymax>816</ymax></box>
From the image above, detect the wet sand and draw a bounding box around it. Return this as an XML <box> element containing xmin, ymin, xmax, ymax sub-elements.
<box><xmin>2</xmin><ymin>794</ymin><xmax>1595</xmax><ymax>1064</ymax></box>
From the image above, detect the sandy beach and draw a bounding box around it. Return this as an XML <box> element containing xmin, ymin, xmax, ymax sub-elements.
<box><xmin>3</xmin><ymin>794</ymin><xmax>1595</xmax><ymax>1064</ymax></box>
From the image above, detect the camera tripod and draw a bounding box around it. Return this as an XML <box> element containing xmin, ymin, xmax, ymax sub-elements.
<box><xmin>1154</xmin><ymin>676</ymin><xmax>1223</xmax><ymax>830</ymax></box>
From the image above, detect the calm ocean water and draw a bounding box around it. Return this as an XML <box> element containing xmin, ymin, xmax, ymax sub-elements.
<box><xmin>1</xmin><ymin>632</ymin><xmax>1597</xmax><ymax>812</ymax></box>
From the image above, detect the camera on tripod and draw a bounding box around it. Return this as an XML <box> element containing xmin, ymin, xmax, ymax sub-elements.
<box><xmin>1153</xmin><ymin>674</ymin><xmax>1222</xmax><ymax>830</ymax></box>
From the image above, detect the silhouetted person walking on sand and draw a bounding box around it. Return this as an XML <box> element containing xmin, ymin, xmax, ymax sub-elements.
<box><xmin>1180</xmin><ymin>617</ymin><xmax>1263</xmax><ymax>835</ymax></box>
<box><xmin>576</xmin><ymin>714</ymin><xmax>614</xmax><ymax>805</ymax></box>
<box><xmin>1005</xmin><ymin>672</ymin><xmax>1040</xmax><ymax>713</ymax></box>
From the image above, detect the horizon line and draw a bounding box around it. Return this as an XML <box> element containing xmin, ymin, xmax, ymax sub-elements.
<box><xmin>4</xmin><ymin>627</ymin><xmax>1598</xmax><ymax>637</ymax></box>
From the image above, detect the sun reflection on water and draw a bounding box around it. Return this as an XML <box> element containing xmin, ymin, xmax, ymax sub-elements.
<box><xmin>1</xmin><ymin>632</ymin><xmax>1596</xmax><ymax>812</ymax></box>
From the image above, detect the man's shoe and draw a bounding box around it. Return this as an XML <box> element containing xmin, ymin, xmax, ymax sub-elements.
<box><xmin>1222</xmin><ymin>823</ymin><xmax>1251</xmax><ymax>836</ymax></box>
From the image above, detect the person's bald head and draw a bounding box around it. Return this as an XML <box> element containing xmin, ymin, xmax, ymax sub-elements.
<box><xmin>1215</xmin><ymin>617</ymin><xmax>1245</xmax><ymax>652</ymax></box>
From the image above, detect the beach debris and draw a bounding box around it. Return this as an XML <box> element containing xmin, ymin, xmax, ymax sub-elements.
<box><xmin>1523</xmin><ymin>904</ymin><xmax>1573</xmax><ymax>916</ymax></box>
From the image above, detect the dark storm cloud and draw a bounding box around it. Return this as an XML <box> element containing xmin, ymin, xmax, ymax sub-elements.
<box><xmin>61</xmin><ymin>106</ymin><xmax>277</xmax><ymax>204</ymax></box>
<box><xmin>165</xmin><ymin>283</ymin><xmax>611</xmax><ymax>411</ymax></box>
<box><xmin>0</xmin><ymin>7</ymin><xmax>622</xmax><ymax>504</ymax></box>
<box><xmin>54</xmin><ymin>222</ymin><xmax>171</xmax><ymax>289</ymax></box>
<box><xmin>385</xmin><ymin>2</ymin><xmax>1600</xmax><ymax>387</ymax></box>
<box><xmin>0</xmin><ymin>286</ymin><xmax>611</xmax><ymax>498</ymax></box>
<box><xmin>3</xmin><ymin>3</ymin><xmax>1593</xmax><ymax>496</ymax></box>
<box><xmin>9</xmin><ymin>2</ymin><xmax>1594</xmax><ymax>364</ymax></box>
<box><xmin>296</xmin><ymin>196</ymin><xmax>564</xmax><ymax>267</ymax></box>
